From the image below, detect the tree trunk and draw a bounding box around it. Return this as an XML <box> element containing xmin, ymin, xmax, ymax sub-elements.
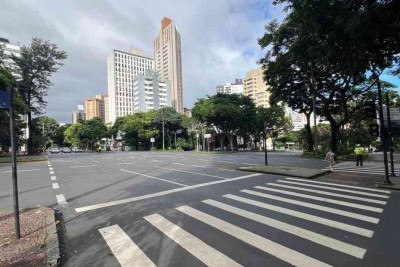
<box><xmin>330</xmin><ymin>122</ymin><xmax>339</xmax><ymax>154</ymax></box>
<box><xmin>305</xmin><ymin>113</ymin><xmax>313</xmax><ymax>152</ymax></box>
<box><xmin>27</xmin><ymin>111</ymin><xmax>33</xmax><ymax>155</ymax></box>
<box><xmin>229</xmin><ymin>132</ymin><xmax>234</xmax><ymax>152</ymax></box>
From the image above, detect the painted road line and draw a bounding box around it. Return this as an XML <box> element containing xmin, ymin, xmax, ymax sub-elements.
<box><xmin>70</xmin><ymin>165</ymin><xmax>98</xmax><ymax>168</ymax></box>
<box><xmin>56</xmin><ymin>194</ymin><xmax>67</xmax><ymax>205</ymax></box>
<box><xmin>118</xmin><ymin>162</ymin><xmax>135</xmax><ymax>165</ymax></box>
<box><xmin>151</xmin><ymin>160</ymin><xmax>162</xmax><ymax>162</ymax></box>
<box><xmin>173</xmin><ymin>163</ymin><xmax>184</xmax><ymax>166</ymax></box>
<box><xmin>224</xmin><ymin>194</ymin><xmax>374</xmax><ymax>237</ymax></box>
<box><xmin>120</xmin><ymin>169</ymin><xmax>187</xmax><ymax>187</ymax></box>
<box><xmin>241</xmin><ymin>189</ymin><xmax>379</xmax><ymax>224</ymax></box>
<box><xmin>75</xmin><ymin>173</ymin><xmax>261</xmax><ymax>213</ymax></box>
<box><xmin>267</xmin><ymin>183</ymin><xmax>387</xmax><ymax>205</ymax></box>
<box><xmin>176</xmin><ymin>205</ymin><xmax>331</xmax><ymax>267</ymax></box>
<box><xmin>285</xmin><ymin>178</ymin><xmax>391</xmax><ymax>194</ymax></box>
<box><xmin>278</xmin><ymin>180</ymin><xmax>390</xmax><ymax>199</ymax></box>
<box><xmin>255</xmin><ymin>186</ymin><xmax>383</xmax><ymax>213</ymax></box>
<box><xmin>144</xmin><ymin>214</ymin><xmax>241</xmax><ymax>267</ymax></box>
<box><xmin>49</xmin><ymin>171</ymin><xmax>55</xmax><ymax>175</ymax></box>
<box><xmin>2</xmin><ymin>169</ymin><xmax>41</xmax><ymax>174</ymax></box>
<box><xmin>99</xmin><ymin>225</ymin><xmax>155</xmax><ymax>267</ymax></box>
<box><xmin>192</xmin><ymin>165</ymin><xmax>206</xmax><ymax>168</ymax></box>
<box><xmin>323</xmin><ymin>169</ymin><xmax>386</xmax><ymax>175</ymax></box>
<box><xmin>52</xmin><ymin>183</ymin><xmax>60</xmax><ymax>189</ymax></box>
<box><xmin>218</xmin><ymin>168</ymin><xmax>238</xmax><ymax>172</ymax></box>
<box><xmin>203</xmin><ymin>199</ymin><xmax>366</xmax><ymax>259</ymax></box>
<box><xmin>89</xmin><ymin>159</ymin><xmax>99</xmax><ymax>163</ymax></box>
<box><xmin>154</xmin><ymin>166</ymin><xmax>229</xmax><ymax>180</ymax></box>
<box><xmin>51</xmin><ymin>176</ymin><xmax>57</xmax><ymax>181</ymax></box>
<box><xmin>49</xmin><ymin>167</ymin><xmax>54</xmax><ymax>171</ymax></box>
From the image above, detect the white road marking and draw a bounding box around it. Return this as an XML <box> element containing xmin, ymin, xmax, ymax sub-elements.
<box><xmin>203</xmin><ymin>199</ymin><xmax>367</xmax><ymax>259</ymax></box>
<box><xmin>144</xmin><ymin>214</ymin><xmax>241</xmax><ymax>267</ymax></box>
<box><xmin>51</xmin><ymin>176</ymin><xmax>57</xmax><ymax>181</ymax></box>
<box><xmin>173</xmin><ymin>163</ymin><xmax>184</xmax><ymax>166</ymax></box>
<box><xmin>75</xmin><ymin>173</ymin><xmax>261</xmax><ymax>213</ymax></box>
<box><xmin>48</xmin><ymin>164</ymin><xmax>52</xmax><ymax>167</ymax></box>
<box><xmin>89</xmin><ymin>159</ymin><xmax>99</xmax><ymax>163</ymax></box>
<box><xmin>70</xmin><ymin>165</ymin><xmax>98</xmax><ymax>168</ymax></box>
<box><xmin>99</xmin><ymin>225</ymin><xmax>155</xmax><ymax>267</ymax></box>
<box><xmin>255</xmin><ymin>186</ymin><xmax>383</xmax><ymax>213</ymax></box>
<box><xmin>241</xmin><ymin>189</ymin><xmax>379</xmax><ymax>224</ymax></box>
<box><xmin>192</xmin><ymin>165</ymin><xmax>206</xmax><ymax>168</ymax></box>
<box><xmin>217</xmin><ymin>160</ymin><xmax>236</xmax><ymax>164</ymax></box>
<box><xmin>154</xmin><ymin>166</ymin><xmax>229</xmax><ymax>180</ymax></box>
<box><xmin>49</xmin><ymin>171</ymin><xmax>54</xmax><ymax>175</ymax></box>
<box><xmin>49</xmin><ymin>167</ymin><xmax>54</xmax><ymax>171</ymax></box>
<box><xmin>267</xmin><ymin>183</ymin><xmax>387</xmax><ymax>205</ymax></box>
<box><xmin>120</xmin><ymin>169</ymin><xmax>187</xmax><ymax>187</ymax></box>
<box><xmin>118</xmin><ymin>162</ymin><xmax>135</xmax><ymax>165</ymax></box>
<box><xmin>176</xmin><ymin>205</ymin><xmax>331</xmax><ymax>267</ymax></box>
<box><xmin>151</xmin><ymin>159</ymin><xmax>162</xmax><ymax>162</ymax></box>
<box><xmin>224</xmin><ymin>194</ymin><xmax>374</xmax><ymax>237</ymax></box>
<box><xmin>218</xmin><ymin>168</ymin><xmax>238</xmax><ymax>172</ymax></box>
<box><xmin>2</xmin><ymin>169</ymin><xmax>41</xmax><ymax>174</ymax></box>
<box><xmin>285</xmin><ymin>177</ymin><xmax>391</xmax><ymax>194</ymax></box>
<box><xmin>56</xmin><ymin>194</ymin><xmax>67</xmax><ymax>205</ymax></box>
<box><xmin>52</xmin><ymin>183</ymin><xmax>60</xmax><ymax>189</ymax></box>
<box><xmin>279</xmin><ymin>180</ymin><xmax>389</xmax><ymax>199</ymax></box>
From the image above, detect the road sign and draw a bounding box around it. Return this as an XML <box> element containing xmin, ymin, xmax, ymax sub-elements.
<box><xmin>383</xmin><ymin>107</ymin><xmax>400</xmax><ymax>120</ymax></box>
<box><xmin>0</xmin><ymin>90</ymin><xmax>11</xmax><ymax>109</ymax></box>
<box><xmin>204</xmin><ymin>133</ymin><xmax>211</xmax><ymax>138</ymax></box>
<box><xmin>150</xmin><ymin>138</ymin><xmax>155</xmax><ymax>143</ymax></box>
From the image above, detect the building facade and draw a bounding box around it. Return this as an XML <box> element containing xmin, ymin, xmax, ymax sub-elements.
<box><xmin>0</xmin><ymin>37</ymin><xmax>21</xmax><ymax>79</ymax></box>
<box><xmin>216</xmin><ymin>79</ymin><xmax>243</xmax><ymax>95</ymax></box>
<box><xmin>104</xmin><ymin>96</ymin><xmax>109</xmax><ymax>124</ymax></box>
<box><xmin>107</xmin><ymin>48</ymin><xmax>154</xmax><ymax>123</ymax></box>
<box><xmin>243</xmin><ymin>67</ymin><xmax>270</xmax><ymax>108</ymax></box>
<box><xmin>153</xmin><ymin>17</ymin><xmax>183</xmax><ymax>113</ymax></box>
<box><xmin>132</xmin><ymin>69</ymin><xmax>172</xmax><ymax>112</ymax></box>
<box><xmin>72</xmin><ymin>105</ymin><xmax>85</xmax><ymax>124</ymax></box>
<box><xmin>85</xmin><ymin>95</ymin><xmax>105</xmax><ymax>121</ymax></box>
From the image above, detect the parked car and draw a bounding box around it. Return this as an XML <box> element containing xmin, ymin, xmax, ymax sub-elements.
<box><xmin>72</xmin><ymin>147</ymin><xmax>83</xmax><ymax>153</ymax></box>
<box><xmin>49</xmin><ymin>147</ymin><xmax>60</xmax><ymax>154</ymax></box>
<box><xmin>61</xmin><ymin>147</ymin><xmax>71</xmax><ymax>153</ymax></box>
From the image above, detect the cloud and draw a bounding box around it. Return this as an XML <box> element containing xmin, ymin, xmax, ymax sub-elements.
<box><xmin>0</xmin><ymin>0</ymin><xmax>283</xmax><ymax>123</ymax></box>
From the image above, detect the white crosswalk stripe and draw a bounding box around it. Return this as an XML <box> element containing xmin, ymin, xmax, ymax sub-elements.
<box><xmin>144</xmin><ymin>214</ymin><xmax>242</xmax><ymax>267</ymax></box>
<box><xmin>323</xmin><ymin>161</ymin><xmax>400</xmax><ymax>175</ymax></box>
<box><xmin>99</xmin><ymin>179</ymin><xmax>390</xmax><ymax>266</ymax></box>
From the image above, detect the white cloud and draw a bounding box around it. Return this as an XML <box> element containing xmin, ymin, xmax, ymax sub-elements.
<box><xmin>0</xmin><ymin>0</ymin><xmax>283</xmax><ymax>122</ymax></box>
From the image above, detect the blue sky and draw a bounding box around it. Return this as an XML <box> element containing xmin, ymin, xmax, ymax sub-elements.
<box><xmin>1</xmin><ymin>0</ymin><xmax>398</xmax><ymax>122</ymax></box>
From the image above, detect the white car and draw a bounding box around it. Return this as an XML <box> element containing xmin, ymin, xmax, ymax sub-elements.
<box><xmin>49</xmin><ymin>147</ymin><xmax>60</xmax><ymax>154</ymax></box>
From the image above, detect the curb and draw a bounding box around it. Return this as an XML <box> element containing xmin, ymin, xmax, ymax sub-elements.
<box><xmin>238</xmin><ymin>167</ymin><xmax>331</xmax><ymax>179</ymax></box>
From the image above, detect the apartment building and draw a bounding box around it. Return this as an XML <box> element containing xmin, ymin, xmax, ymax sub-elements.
<box><xmin>153</xmin><ymin>18</ymin><xmax>183</xmax><ymax>113</ymax></box>
<box><xmin>216</xmin><ymin>79</ymin><xmax>243</xmax><ymax>95</ymax></box>
<box><xmin>243</xmin><ymin>67</ymin><xmax>270</xmax><ymax>107</ymax></box>
<box><xmin>85</xmin><ymin>95</ymin><xmax>106</xmax><ymax>121</ymax></box>
<box><xmin>107</xmin><ymin>48</ymin><xmax>154</xmax><ymax>123</ymax></box>
<box><xmin>0</xmin><ymin>37</ymin><xmax>21</xmax><ymax>79</ymax></box>
<box><xmin>71</xmin><ymin>105</ymin><xmax>85</xmax><ymax>124</ymax></box>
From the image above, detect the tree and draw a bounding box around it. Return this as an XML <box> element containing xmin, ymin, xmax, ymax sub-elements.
<box><xmin>259</xmin><ymin>0</ymin><xmax>400</xmax><ymax>153</ymax></box>
<box><xmin>31</xmin><ymin>116</ymin><xmax>60</xmax><ymax>152</ymax></box>
<box><xmin>12</xmin><ymin>38</ymin><xmax>67</xmax><ymax>154</ymax></box>
<box><xmin>76</xmin><ymin>118</ymin><xmax>107</xmax><ymax>150</ymax></box>
<box><xmin>64</xmin><ymin>122</ymin><xmax>82</xmax><ymax>147</ymax></box>
<box><xmin>153</xmin><ymin>107</ymin><xmax>182</xmax><ymax>148</ymax></box>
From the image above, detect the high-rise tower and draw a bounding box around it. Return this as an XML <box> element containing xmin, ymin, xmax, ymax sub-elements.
<box><xmin>153</xmin><ymin>18</ymin><xmax>183</xmax><ymax>113</ymax></box>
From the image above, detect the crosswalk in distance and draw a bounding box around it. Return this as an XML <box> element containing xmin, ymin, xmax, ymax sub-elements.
<box><xmin>323</xmin><ymin>161</ymin><xmax>400</xmax><ymax>175</ymax></box>
<box><xmin>99</xmin><ymin>177</ymin><xmax>391</xmax><ymax>267</ymax></box>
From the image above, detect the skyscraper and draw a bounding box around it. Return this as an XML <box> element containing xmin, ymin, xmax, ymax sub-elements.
<box><xmin>153</xmin><ymin>17</ymin><xmax>183</xmax><ymax>113</ymax></box>
<box><xmin>107</xmin><ymin>48</ymin><xmax>154</xmax><ymax>123</ymax></box>
<box><xmin>0</xmin><ymin>37</ymin><xmax>21</xmax><ymax>79</ymax></box>
<box><xmin>243</xmin><ymin>68</ymin><xmax>270</xmax><ymax>108</ymax></box>
<box><xmin>85</xmin><ymin>94</ymin><xmax>106</xmax><ymax>121</ymax></box>
<box><xmin>72</xmin><ymin>105</ymin><xmax>85</xmax><ymax>124</ymax></box>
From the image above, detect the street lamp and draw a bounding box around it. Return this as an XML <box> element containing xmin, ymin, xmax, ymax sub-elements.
<box><xmin>263</xmin><ymin>123</ymin><xmax>270</xmax><ymax>165</ymax></box>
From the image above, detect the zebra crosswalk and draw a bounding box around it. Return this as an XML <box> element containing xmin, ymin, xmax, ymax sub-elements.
<box><xmin>323</xmin><ymin>161</ymin><xmax>400</xmax><ymax>175</ymax></box>
<box><xmin>98</xmin><ymin>177</ymin><xmax>391</xmax><ymax>266</ymax></box>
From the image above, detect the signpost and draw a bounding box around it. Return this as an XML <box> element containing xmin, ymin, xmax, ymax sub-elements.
<box><xmin>1</xmin><ymin>88</ymin><xmax>20</xmax><ymax>239</ymax></box>
<box><xmin>196</xmin><ymin>133</ymin><xmax>199</xmax><ymax>152</ymax></box>
<box><xmin>150</xmin><ymin>137</ymin><xmax>155</xmax><ymax>148</ymax></box>
<box><xmin>204</xmin><ymin>134</ymin><xmax>211</xmax><ymax>152</ymax></box>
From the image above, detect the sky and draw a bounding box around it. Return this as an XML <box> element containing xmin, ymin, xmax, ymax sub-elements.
<box><xmin>0</xmin><ymin>0</ymin><xmax>284</xmax><ymax>123</ymax></box>
<box><xmin>1</xmin><ymin>1</ymin><xmax>399</xmax><ymax>123</ymax></box>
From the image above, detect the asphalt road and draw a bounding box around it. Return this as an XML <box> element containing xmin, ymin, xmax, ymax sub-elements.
<box><xmin>1</xmin><ymin>151</ymin><xmax>399</xmax><ymax>267</ymax></box>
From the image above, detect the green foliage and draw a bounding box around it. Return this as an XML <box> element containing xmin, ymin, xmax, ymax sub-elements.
<box><xmin>31</xmin><ymin>116</ymin><xmax>60</xmax><ymax>152</ymax></box>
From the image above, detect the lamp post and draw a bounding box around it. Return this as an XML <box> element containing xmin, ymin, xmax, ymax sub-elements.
<box><xmin>264</xmin><ymin>123</ymin><xmax>269</xmax><ymax>165</ymax></box>
<box><xmin>162</xmin><ymin>109</ymin><xmax>165</xmax><ymax>151</ymax></box>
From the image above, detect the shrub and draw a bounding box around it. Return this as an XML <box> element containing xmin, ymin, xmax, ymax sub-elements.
<box><xmin>150</xmin><ymin>147</ymin><xmax>157</xmax><ymax>152</ymax></box>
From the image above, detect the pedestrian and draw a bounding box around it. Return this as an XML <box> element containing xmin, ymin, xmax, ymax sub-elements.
<box><xmin>325</xmin><ymin>149</ymin><xmax>335</xmax><ymax>171</ymax></box>
<box><xmin>354</xmin><ymin>144</ymin><xmax>364</xmax><ymax>166</ymax></box>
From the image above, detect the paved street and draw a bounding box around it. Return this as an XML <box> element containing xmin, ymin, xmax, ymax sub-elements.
<box><xmin>1</xmin><ymin>151</ymin><xmax>400</xmax><ymax>266</ymax></box>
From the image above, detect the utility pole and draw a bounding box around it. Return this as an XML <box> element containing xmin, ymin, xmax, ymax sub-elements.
<box><xmin>385</xmin><ymin>92</ymin><xmax>396</xmax><ymax>176</ymax></box>
<box><xmin>42</xmin><ymin>121</ymin><xmax>45</xmax><ymax>153</ymax></box>
<box><xmin>162</xmin><ymin>109</ymin><xmax>165</xmax><ymax>151</ymax></box>
<box><xmin>196</xmin><ymin>133</ymin><xmax>199</xmax><ymax>152</ymax></box>
<box><xmin>8</xmin><ymin>87</ymin><xmax>20</xmax><ymax>239</ymax></box>
<box><xmin>264</xmin><ymin>123</ymin><xmax>268</xmax><ymax>165</ymax></box>
<box><xmin>377</xmin><ymin>78</ymin><xmax>391</xmax><ymax>184</ymax></box>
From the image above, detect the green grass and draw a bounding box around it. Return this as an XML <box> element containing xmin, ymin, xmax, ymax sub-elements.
<box><xmin>239</xmin><ymin>165</ymin><xmax>330</xmax><ymax>178</ymax></box>
<box><xmin>0</xmin><ymin>155</ymin><xmax>47</xmax><ymax>164</ymax></box>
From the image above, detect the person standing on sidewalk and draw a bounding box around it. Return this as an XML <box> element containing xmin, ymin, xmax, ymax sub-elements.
<box><xmin>354</xmin><ymin>144</ymin><xmax>364</xmax><ymax>166</ymax></box>
<box><xmin>325</xmin><ymin>149</ymin><xmax>335</xmax><ymax>171</ymax></box>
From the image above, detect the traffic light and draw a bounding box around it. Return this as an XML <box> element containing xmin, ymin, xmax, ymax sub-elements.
<box><xmin>369</xmin><ymin>124</ymin><xmax>379</xmax><ymax>137</ymax></box>
<box><xmin>364</xmin><ymin>100</ymin><xmax>376</xmax><ymax>119</ymax></box>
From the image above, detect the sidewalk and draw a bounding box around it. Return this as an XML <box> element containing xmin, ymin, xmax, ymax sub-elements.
<box><xmin>0</xmin><ymin>207</ymin><xmax>59</xmax><ymax>266</ymax></box>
